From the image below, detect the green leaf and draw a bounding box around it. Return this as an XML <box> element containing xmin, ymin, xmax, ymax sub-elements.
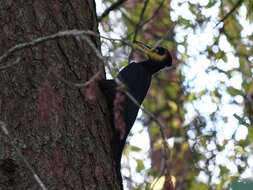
<box><xmin>239</xmin><ymin>57</ymin><xmax>251</xmax><ymax>77</ymax></box>
<box><xmin>153</xmin><ymin>139</ymin><xmax>163</xmax><ymax>151</ymax></box>
<box><xmin>150</xmin><ymin>176</ymin><xmax>165</xmax><ymax>190</ymax></box>
<box><xmin>214</xmin><ymin>50</ymin><xmax>227</xmax><ymax>61</ymax></box>
<box><xmin>167</xmin><ymin>100</ymin><xmax>178</xmax><ymax>112</ymax></box>
<box><xmin>178</xmin><ymin>16</ymin><xmax>192</xmax><ymax>28</ymax></box>
<box><xmin>224</xmin><ymin>16</ymin><xmax>242</xmax><ymax>40</ymax></box>
<box><xmin>123</xmin><ymin>145</ymin><xmax>142</xmax><ymax>157</ymax></box>
<box><xmin>129</xmin><ymin>145</ymin><xmax>142</xmax><ymax>152</ymax></box>
<box><xmin>247</xmin><ymin>126</ymin><xmax>253</xmax><ymax>141</ymax></box>
<box><xmin>189</xmin><ymin>182</ymin><xmax>209</xmax><ymax>190</ymax></box>
<box><xmin>149</xmin><ymin>125</ymin><xmax>160</xmax><ymax>136</ymax></box>
<box><xmin>136</xmin><ymin>159</ymin><xmax>145</xmax><ymax>172</ymax></box>
<box><xmin>227</xmin><ymin>87</ymin><xmax>243</xmax><ymax>97</ymax></box>
<box><xmin>206</xmin><ymin>0</ymin><xmax>216</xmax><ymax>8</ymax></box>
<box><xmin>246</xmin><ymin>1</ymin><xmax>253</xmax><ymax>22</ymax></box>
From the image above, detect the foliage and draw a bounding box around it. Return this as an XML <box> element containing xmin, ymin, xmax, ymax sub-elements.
<box><xmin>97</xmin><ymin>0</ymin><xmax>253</xmax><ymax>189</ymax></box>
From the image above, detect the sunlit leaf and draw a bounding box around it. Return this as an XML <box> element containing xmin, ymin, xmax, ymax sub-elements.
<box><xmin>129</xmin><ymin>145</ymin><xmax>142</xmax><ymax>152</ymax></box>
<box><xmin>189</xmin><ymin>182</ymin><xmax>209</xmax><ymax>190</ymax></box>
<box><xmin>167</xmin><ymin>101</ymin><xmax>178</xmax><ymax>112</ymax></box>
<box><xmin>149</xmin><ymin>125</ymin><xmax>160</xmax><ymax>136</ymax></box>
<box><xmin>150</xmin><ymin>176</ymin><xmax>165</xmax><ymax>190</ymax></box>
<box><xmin>153</xmin><ymin>139</ymin><xmax>163</xmax><ymax>151</ymax></box>
<box><xmin>246</xmin><ymin>0</ymin><xmax>253</xmax><ymax>22</ymax></box>
<box><xmin>123</xmin><ymin>144</ymin><xmax>142</xmax><ymax>157</ymax></box>
<box><xmin>136</xmin><ymin>159</ymin><xmax>145</xmax><ymax>172</ymax></box>
<box><xmin>227</xmin><ymin>86</ymin><xmax>243</xmax><ymax>97</ymax></box>
<box><xmin>239</xmin><ymin>57</ymin><xmax>251</xmax><ymax>77</ymax></box>
<box><xmin>214</xmin><ymin>50</ymin><xmax>227</xmax><ymax>61</ymax></box>
<box><xmin>247</xmin><ymin>126</ymin><xmax>253</xmax><ymax>141</ymax></box>
<box><xmin>206</xmin><ymin>0</ymin><xmax>216</xmax><ymax>8</ymax></box>
<box><xmin>224</xmin><ymin>16</ymin><xmax>242</xmax><ymax>40</ymax></box>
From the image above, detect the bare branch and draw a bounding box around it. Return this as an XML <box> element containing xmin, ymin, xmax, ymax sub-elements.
<box><xmin>0</xmin><ymin>121</ymin><xmax>48</xmax><ymax>190</ymax></box>
<box><xmin>122</xmin><ymin>0</ymin><xmax>166</xmax><ymax>41</ymax></box>
<box><xmin>0</xmin><ymin>29</ymin><xmax>133</xmax><ymax>67</ymax></box>
<box><xmin>141</xmin><ymin>0</ymin><xmax>166</xmax><ymax>27</ymax></box>
<box><xmin>0</xmin><ymin>30</ymin><xmax>93</xmax><ymax>63</ymax></box>
<box><xmin>52</xmin><ymin>70</ymin><xmax>102</xmax><ymax>88</ymax></box>
<box><xmin>98</xmin><ymin>0</ymin><xmax>127</xmax><ymax>22</ymax></box>
<box><xmin>133</xmin><ymin>0</ymin><xmax>150</xmax><ymax>42</ymax></box>
<box><xmin>215</xmin><ymin>0</ymin><xmax>243</xmax><ymax>28</ymax></box>
<box><xmin>153</xmin><ymin>23</ymin><xmax>176</xmax><ymax>48</ymax></box>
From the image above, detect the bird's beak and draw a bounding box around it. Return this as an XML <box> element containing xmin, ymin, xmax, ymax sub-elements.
<box><xmin>134</xmin><ymin>40</ymin><xmax>152</xmax><ymax>49</ymax></box>
<box><xmin>133</xmin><ymin>41</ymin><xmax>167</xmax><ymax>62</ymax></box>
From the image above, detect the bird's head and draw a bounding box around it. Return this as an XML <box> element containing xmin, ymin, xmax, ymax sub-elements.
<box><xmin>149</xmin><ymin>46</ymin><xmax>172</xmax><ymax>66</ymax></box>
<box><xmin>133</xmin><ymin>41</ymin><xmax>172</xmax><ymax>67</ymax></box>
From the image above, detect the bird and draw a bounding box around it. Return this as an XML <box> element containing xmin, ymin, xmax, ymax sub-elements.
<box><xmin>99</xmin><ymin>42</ymin><xmax>172</xmax><ymax>188</ymax></box>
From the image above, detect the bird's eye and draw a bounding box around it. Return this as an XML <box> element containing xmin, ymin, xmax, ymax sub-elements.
<box><xmin>154</xmin><ymin>47</ymin><xmax>162</xmax><ymax>54</ymax></box>
<box><xmin>154</xmin><ymin>47</ymin><xmax>166</xmax><ymax>55</ymax></box>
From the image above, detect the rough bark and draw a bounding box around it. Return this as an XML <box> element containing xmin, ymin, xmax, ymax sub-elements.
<box><xmin>0</xmin><ymin>0</ymin><xmax>118</xmax><ymax>189</ymax></box>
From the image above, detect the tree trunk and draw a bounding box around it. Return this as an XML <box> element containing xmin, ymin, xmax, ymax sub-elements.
<box><xmin>0</xmin><ymin>1</ymin><xmax>118</xmax><ymax>189</ymax></box>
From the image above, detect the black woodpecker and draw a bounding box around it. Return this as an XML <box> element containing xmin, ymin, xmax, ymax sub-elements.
<box><xmin>99</xmin><ymin>43</ymin><xmax>172</xmax><ymax>188</ymax></box>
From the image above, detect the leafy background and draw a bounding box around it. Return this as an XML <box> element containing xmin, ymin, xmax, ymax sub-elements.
<box><xmin>96</xmin><ymin>0</ymin><xmax>253</xmax><ymax>189</ymax></box>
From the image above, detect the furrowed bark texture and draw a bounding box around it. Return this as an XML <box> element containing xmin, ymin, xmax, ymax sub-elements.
<box><xmin>0</xmin><ymin>0</ymin><xmax>118</xmax><ymax>189</ymax></box>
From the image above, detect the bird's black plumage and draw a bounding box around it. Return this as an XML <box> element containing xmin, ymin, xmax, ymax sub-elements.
<box><xmin>99</xmin><ymin>46</ymin><xmax>172</xmax><ymax>188</ymax></box>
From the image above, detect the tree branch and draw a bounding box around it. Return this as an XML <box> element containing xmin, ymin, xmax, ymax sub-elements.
<box><xmin>0</xmin><ymin>29</ymin><xmax>133</xmax><ymax>65</ymax></box>
<box><xmin>97</xmin><ymin>0</ymin><xmax>127</xmax><ymax>22</ymax></box>
<box><xmin>132</xmin><ymin>0</ymin><xmax>150</xmax><ymax>42</ymax></box>
<box><xmin>122</xmin><ymin>0</ymin><xmax>165</xmax><ymax>41</ymax></box>
<box><xmin>215</xmin><ymin>0</ymin><xmax>243</xmax><ymax>28</ymax></box>
<box><xmin>0</xmin><ymin>30</ymin><xmax>99</xmax><ymax>64</ymax></box>
<box><xmin>141</xmin><ymin>0</ymin><xmax>166</xmax><ymax>28</ymax></box>
<box><xmin>52</xmin><ymin>70</ymin><xmax>102</xmax><ymax>88</ymax></box>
